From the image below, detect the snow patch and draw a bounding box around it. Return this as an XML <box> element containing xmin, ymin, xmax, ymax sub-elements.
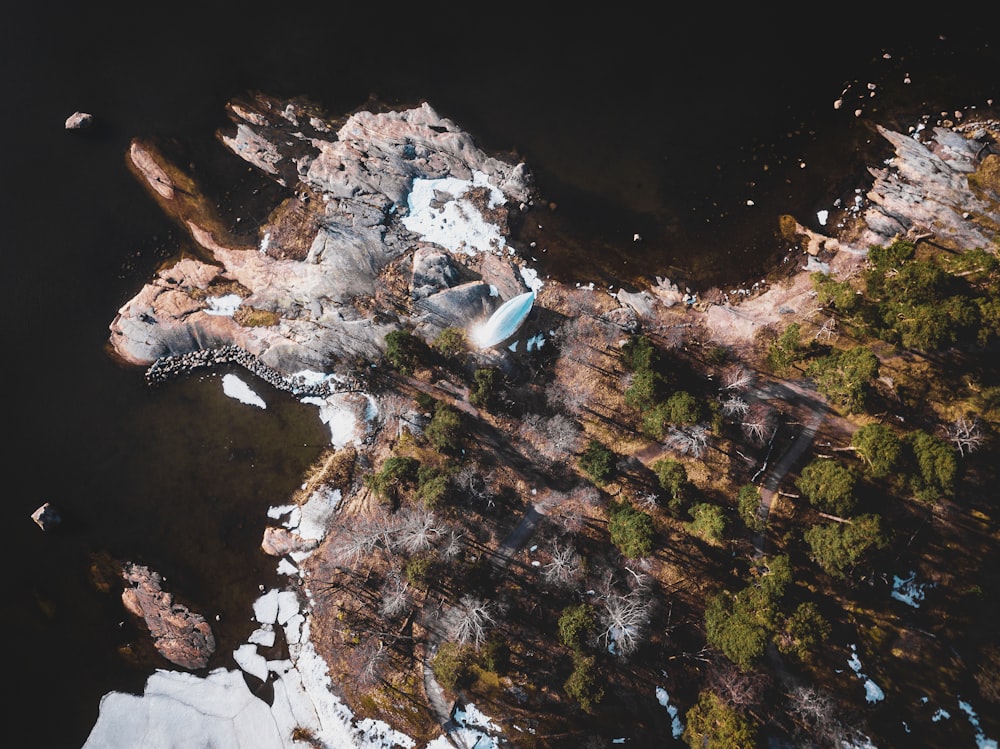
<box><xmin>222</xmin><ymin>373</ymin><xmax>266</xmax><ymax>409</ymax></box>
<box><xmin>656</xmin><ymin>687</ymin><xmax>685</xmax><ymax>739</ymax></box>
<box><xmin>205</xmin><ymin>294</ymin><xmax>242</xmax><ymax>316</ymax></box>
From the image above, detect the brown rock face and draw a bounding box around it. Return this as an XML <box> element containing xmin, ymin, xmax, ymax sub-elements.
<box><xmin>120</xmin><ymin>562</ymin><xmax>215</xmax><ymax>670</ymax></box>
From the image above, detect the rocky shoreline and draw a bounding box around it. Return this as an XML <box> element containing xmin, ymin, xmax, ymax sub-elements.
<box><xmin>144</xmin><ymin>343</ymin><xmax>365</xmax><ymax>397</ymax></box>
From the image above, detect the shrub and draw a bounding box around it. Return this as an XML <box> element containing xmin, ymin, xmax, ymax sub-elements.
<box><xmin>564</xmin><ymin>652</ymin><xmax>604</xmax><ymax>713</ymax></box>
<box><xmin>906</xmin><ymin>429</ymin><xmax>957</xmax><ymax>501</ymax></box>
<box><xmin>426</xmin><ymin>403</ymin><xmax>464</xmax><ymax>452</ymax></box>
<box><xmin>652</xmin><ymin>458</ymin><xmax>689</xmax><ymax>516</ymax></box>
<box><xmin>431</xmin><ymin>642</ymin><xmax>470</xmax><ymax>692</ymax></box>
<box><xmin>608</xmin><ymin>501</ymin><xmax>655</xmax><ymax>558</ymax></box>
<box><xmin>852</xmin><ymin>423</ymin><xmax>902</xmax><ymax>478</ymax></box>
<box><xmin>686</xmin><ymin>503</ymin><xmax>727</xmax><ymax>544</ymax></box>
<box><xmin>778</xmin><ymin>602</ymin><xmax>831</xmax><ymax>664</ymax></box>
<box><xmin>434</xmin><ymin>326</ymin><xmax>468</xmax><ymax>359</ymax></box>
<box><xmin>683</xmin><ymin>690</ymin><xmax>757</xmax><ymax>748</ymax></box>
<box><xmin>416</xmin><ymin>465</ymin><xmax>451</xmax><ymax>509</ymax></box>
<box><xmin>795</xmin><ymin>459</ymin><xmax>857</xmax><ymax>516</ymax></box>
<box><xmin>384</xmin><ymin>329</ymin><xmax>425</xmax><ymax>375</ymax></box>
<box><xmin>737</xmin><ymin>483</ymin><xmax>764</xmax><ymax>531</ymax></box>
<box><xmin>579</xmin><ymin>439</ymin><xmax>616</xmax><ymax>486</ymax></box>
<box><xmin>558</xmin><ymin>604</ymin><xmax>596</xmax><ymax>651</ymax></box>
<box><xmin>469</xmin><ymin>367</ymin><xmax>501</xmax><ymax>409</ymax></box>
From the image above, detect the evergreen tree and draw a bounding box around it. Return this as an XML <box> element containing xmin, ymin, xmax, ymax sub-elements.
<box><xmin>683</xmin><ymin>690</ymin><xmax>757</xmax><ymax>749</ymax></box>
<box><xmin>795</xmin><ymin>458</ymin><xmax>857</xmax><ymax>516</ymax></box>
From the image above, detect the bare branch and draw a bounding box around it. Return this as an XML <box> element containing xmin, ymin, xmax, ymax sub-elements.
<box><xmin>722</xmin><ymin>365</ymin><xmax>755</xmax><ymax>392</ymax></box>
<box><xmin>598</xmin><ymin>591</ymin><xmax>652</xmax><ymax>657</ymax></box>
<box><xmin>394</xmin><ymin>507</ymin><xmax>446</xmax><ymax>555</ymax></box>
<box><xmin>664</xmin><ymin>424</ymin><xmax>710</xmax><ymax>458</ymax></box>
<box><xmin>721</xmin><ymin>395</ymin><xmax>750</xmax><ymax>417</ymax></box>
<box><xmin>945</xmin><ymin>416</ymin><xmax>984</xmax><ymax>457</ymax></box>
<box><xmin>542</xmin><ymin>542</ymin><xmax>584</xmax><ymax>589</ymax></box>
<box><xmin>443</xmin><ymin>595</ymin><xmax>498</xmax><ymax>650</ymax></box>
<box><xmin>379</xmin><ymin>571</ymin><xmax>412</xmax><ymax>619</ymax></box>
<box><xmin>741</xmin><ymin>402</ymin><xmax>777</xmax><ymax>444</ymax></box>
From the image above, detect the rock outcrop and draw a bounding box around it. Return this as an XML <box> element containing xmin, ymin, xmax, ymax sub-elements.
<box><xmin>120</xmin><ymin>562</ymin><xmax>216</xmax><ymax>670</ymax></box>
<box><xmin>109</xmin><ymin>93</ymin><xmax>537</xmax><ymax>378</ymax></box>
<box><xmin>856</xmin><ymin>122</ymin><xmax>1000</xmax><ymax>251</ymax></box>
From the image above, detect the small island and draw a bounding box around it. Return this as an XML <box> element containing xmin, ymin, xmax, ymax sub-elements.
<box><xmin>93</xmin><ymin>92</ymin><xmax>999</xmax><ymax>749</ymax></box>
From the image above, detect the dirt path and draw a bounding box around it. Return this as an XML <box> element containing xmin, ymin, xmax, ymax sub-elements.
<box><xmin>751</xmin><ymin>377</ymin><xmax>859</xmax><ymax>554</ymax></box>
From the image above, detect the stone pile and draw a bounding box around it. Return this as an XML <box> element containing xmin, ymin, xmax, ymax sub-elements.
<box><xmin>144</xmin><ymin>344</ymin><xmax>362</xmax><ymax>397</ymax></box>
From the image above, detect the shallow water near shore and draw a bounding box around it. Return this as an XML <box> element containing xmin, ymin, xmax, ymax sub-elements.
<box><xmin>4</xmin><ymin>7</ymin><xmax>998</xmax><ymax>747</ymax></box>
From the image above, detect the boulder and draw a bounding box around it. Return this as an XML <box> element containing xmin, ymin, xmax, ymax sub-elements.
<box><xmin>64</xmin><ymin>111</ymin><xmax>94</xmax><ymax>130</ymax></box>
<box><xmin>261</xmin><ymin>526</ymin><xmax>319</xmax><ymax>557</ymax></box>
<box><xmin>120</xmin><ymin>562</ymin><xmax>215</xmax><ymax>670</ymax></box>
<box><xmin>31</xmin><ymin>502</ymin><xmax>61</xmax><ymax>531</ymax></box>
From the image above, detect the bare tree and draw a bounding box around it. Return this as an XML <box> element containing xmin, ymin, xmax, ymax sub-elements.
<box><xmin>741</xmin><ymin>402</ymin><xmax>777</xmax><ymax>444</ymax></box>
<box><xmin>454</xmin><ymin>463</ymin><xmax>496</xmax><ymax>510</ymax></box>
<box><xmin>545</xmin><ymin>377</ymin><xmax>589</xmax><ymax>417</ymax></box>
<box><xmin>945</xmin><ymin>416</ymin><xmax>984</xmax><ymax>456</ymax></box>
<box><xmin>787</xmin><ymin>684</ymin><xmax>852</xmax><ymax>749</ymax></box>
<box><xmin>542</xmin><ymin>542</ymin><xmax>584</xmax><ymax>589</ymax></box>
<box><xmin>558</xmin><ymin>484</ymin><xmax>603</xmax><ymax>533</ymax></box>
<box><xmin>349</xmin><ymin>639</ymin><xmax>389</xmax><ymax>689</ymax></box>
<box><xmin>379</xmin><ymin>571</ymin><xmax>412</xmax><ymax>619</ymax></box>
<box><xmin>634</xmin><ymin>491</ymin><xmax>660</xmax><ymax>512</ymax></box>
<box><xmin>520</xmin><ymin>412</ymin><xmax>584</xmax><ymax>462</ymax></box>
<box><xmin>443</xmin><ymin>595</ymin><xmax>498</xmax><ymax>650</ymax></box>
<box><xmin>707</xmin><ymin>657</ymin><xmax>770</xmax><ymax>709</ymax></box>
<box><xmin>327</xmin><ymin>513</ymin><xmax>389</xmax><ymax>567</ymax></box>
<box><xmin>597</xmin><ymin>591</ymin><xmax>652</xmax><ymax>657</ymax></box>
<box><xmin>438</xmin><ymin>529</ymin><xmax>465</xmax><ymax>560</ymax></box>
<box><xmin>394</xmin><ymin>507</ymin><xmax>445</xmax><ymax>555</ymax></box>
<box><xmin>664</xmin><ymin>424</ymin><xmax>710</xmax><ymax>458</ymax></box>
<box><xmin>721</xmin><ymin>394</ymin><xmax>750</xmax><ymax>417</ymax></box>
<box><xmin>722</xmin><ymin>365</ymin><xmax>755</xmax><ymax>392</ymax></box>
<box><xmin>814</xmin><ymin>317</ymin><xmax>838</xmax><ymax>342</ymax></box>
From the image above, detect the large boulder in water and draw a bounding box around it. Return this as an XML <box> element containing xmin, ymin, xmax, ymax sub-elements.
<box><xmin>120</xmin><ymin>562</ymin><xmax>216</xmax><ymax>670</ymax></box>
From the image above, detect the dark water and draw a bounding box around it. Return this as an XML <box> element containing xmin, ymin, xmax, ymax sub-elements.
<box><xmin>3</xmin><ymin>6</ymin><xmax>997</xmax><ymax>747</ymax></box>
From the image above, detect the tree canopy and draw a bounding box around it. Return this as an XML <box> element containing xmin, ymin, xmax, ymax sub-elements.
<box><xmin>795</xmin><ymin>458</ymin><xmax>857</xmax><ymax>516</ymax></box>
<box><xmin>608</xmin><ymin>500</ymin><xmax>655</xmax><ymax>558</ymax></box>
<box><xmin>852</xmin><ymin>423</ymin><xmax>902</xmax><ymax>478</ymax></box>
<box><xmin>804</xmin><ymin>514</ymin><xmax>889</xmax><ymax>578</ymax></box>
<box><xmin>683</xmin><ymin>690</ymin><xmax>757</xmax><ymax>749</ymax></box>
<box><xmin>579</xmin><ymin>439</ymin><xmax>616</xmax><ymax>486</ymax></box>
<box><xmin>806</xmin><ymin>346</ymin><xmax>879</xmax><ymax>414</ymax></box>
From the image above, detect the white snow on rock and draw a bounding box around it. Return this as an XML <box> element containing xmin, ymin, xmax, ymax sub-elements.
<box><xmin>403</xmin><ymin>171</ymin><xmax>508</xmax><ymax>256</ymax></box>
<box><xmin>205</xmin><ymin>294</ymin><xmax>242</xmax><ymax>316</ymax></box>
